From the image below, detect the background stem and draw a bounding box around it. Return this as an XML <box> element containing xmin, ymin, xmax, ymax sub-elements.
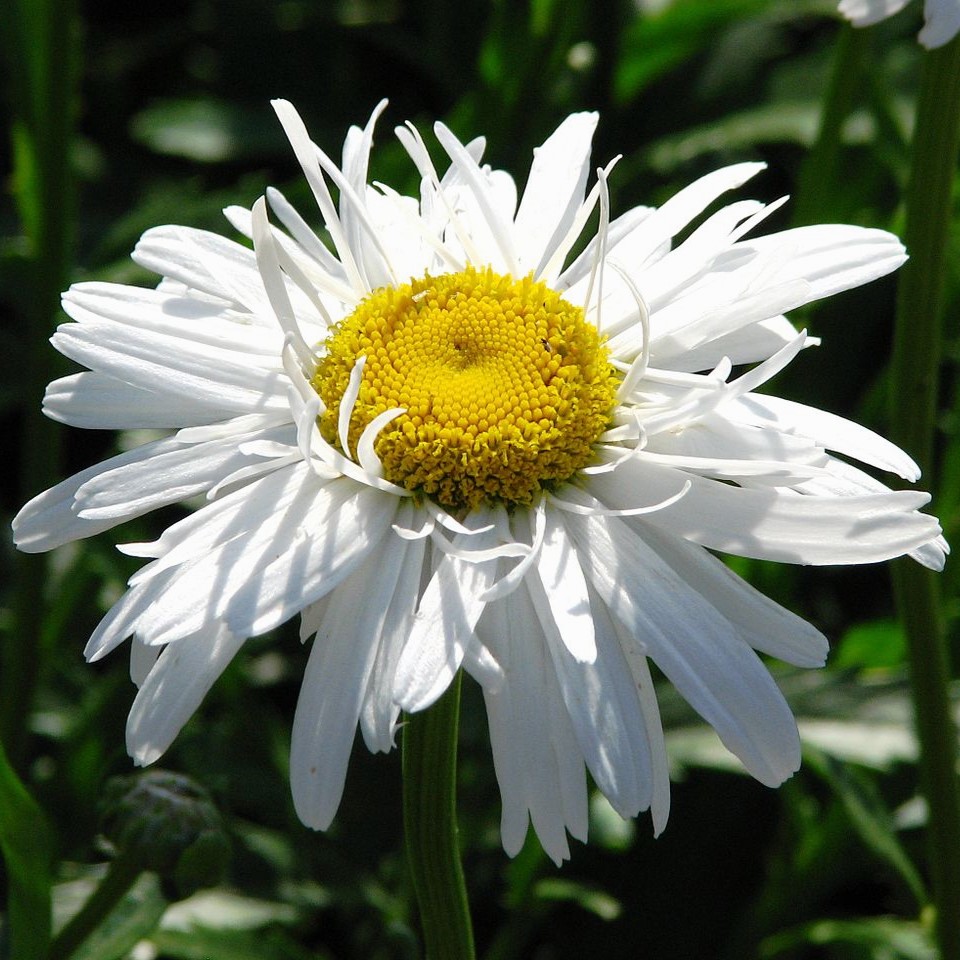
<box><xmin>1</xmin><ymin>0</ymin><xmax>80</xmax><ymax>771</ymax></box>
<box><xmin>890</xmin><ymin>33</ymin><xmax>960</xmax><ymax>960</ymax></box>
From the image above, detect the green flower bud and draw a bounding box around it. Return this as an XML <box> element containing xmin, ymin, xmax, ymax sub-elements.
<box><xmin>99</xmin><ymin>769</ymin><xmax>229</xmax><ymax>898</ymax></box>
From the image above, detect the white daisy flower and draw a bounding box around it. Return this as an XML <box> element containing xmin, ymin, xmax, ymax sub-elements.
<box><xmin>839</xmin><ymin>0</ymin><xmax>960</xmax><ymax>48</ymax></box>
<box><xmin>14</xmin><ymin>101</ymin><xmax>946</xmax><ymax>865</ymax></box>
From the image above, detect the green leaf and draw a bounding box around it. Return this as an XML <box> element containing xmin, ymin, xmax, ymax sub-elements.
<box><xmin>532</xmin><ymin>878</ymin><xmax>622</xmax><ymax>921</ymax></box>
<box><xmin>130</xmin><ymin>99</ymin><xmax>282</xmax><ymax>163</ymax></box>
<box><xmin>835</xmin><ymin>619</ymin><xmax>907</xmax><ymax>671</ymax></box>
<box><xmin>615</xmin><ymin>0</ymin><xmax>810</xmax><ymax>102</ymax></box>
<box><xmin>148</xmin><ymin>891</ymin><xmax>308</xmax><ymax>960</ymax></box>
<box><xmin>762</xmin><ymin>916</ymin><xmax>937</xmax><ymax>959</ymax></box>
<box><xmin>804</xmin><ymin>747</ymin><xmax>927</xmax><ymax>906</ymax></box>
<box><xmin>0</xmin><ymin>738</ymin><xmax>53</xmax><ymax>960</ymax></box>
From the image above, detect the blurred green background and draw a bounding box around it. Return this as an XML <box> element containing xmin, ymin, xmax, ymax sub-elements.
<box><xmin>2</xmin><ymin>0</ymin><xmax>959</xmax><ymax>957</ymax></box>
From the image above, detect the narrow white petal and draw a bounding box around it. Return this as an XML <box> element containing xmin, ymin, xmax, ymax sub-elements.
<box><xmin>360</xmin><ymin>513</ymin><xmax>428</xmax><ymax>752</ymax></box>
<box><xmin>919</xmin><ymin>0</ymin><xmax>960</xmax><ymax>47</ymax></box>
<box><xmin>52</xmin><ymin>321</ymin><xmax>289</xmax><ymax>416</ymax></box>
<box><xmin>529</xmin><ymin>574</ymin><xmax>651</xmax><ymax>818</ymax></box>
<box><xmin>130</xmin><ymin>637</ymin><xmax>161</xmax><ymax>688</ymax></box>
<box><xmin>271</xmin><ymin>99</ymin><xmax>366</xmax><ymax>294</ymax></box>
<box><xmin>838</xmin><ymin>0</ymin><xmax>910</xmax><ymax>26</ymax></box>
<box><xmin>566</xmin><ymin>512</ymin><xmax>802</xmax><ymax>786</ymax></box>
<box><xmin>732</xmin><ymin>393</ymin><xmax>921</xmax><ymax>481</ymax></box>
<box><xmin>536</xmin><ymin>509</ymin><xmax>596</xmax><ymax>663</ymax></box>
<box><xmin>84</xmin><ymin>567</ymin><xmax>179</xmax><ymax>662</ymax></box>
<box><xmin>588</xmin><ymin>458</ymin><xmax>942</xmax><ymax>565</ymax></box>
<box><xmin>615</xmin><ymin>632</ymin><xmax>670</xmax><ymax>834</ymax></box>
<box><xmin>132</xmin><ymin>226</ymin><xmax>291</xmax><ymax>318</ymax></box>
<box><xmin>126</xmin><ymin>460</ymin><xmax>315</xmax><ymax>575</ymax></box>
<box><xmin>44</xmin><ymin>372</ymin><xmax>227</xmax><ymax>429</ymax></box>
<box><xmin>136</xmin><ymin>479</ymin><xmax>397</xmax><ymax>645</ymax></box>
<box><xmin>127</xmin><ymin>624</ymin><xmax>245</xmax><ymax>765</ymax></box>
<box><xmin>433</xmin><ymin>122</ymin><xmax>520</xmax><ymax>274</ymax></box>
<box><xmin>478</xmin><ymin>589</ymin><xmax>587</xmax><ymax>864</ymax></box>
<box><xmin>637</xmin><ymin>524</ymin><xmax>829</xmax><ymax>668</ymax></box>
<box><xmin>13</xmin><ymin>435</ymin><xmax>184</xmax><ymax>552</ymax></box>
<box><xmin>394</xmin><ymin>512</ymin><xmax>501</xmax><ymax>711</ymax></box>
<box><xmin>659</xmin><ymin>315</ymin><xmax>803</xmax><ymax>373</ymax></box>
<box><xmin>735</xmin><ymin>224</ymin><xmax>906</xmax><ymax>305</ymax></box>
<box><xmin>604</xmin><ymin>162</ymin><xmax>766</xmax><ymax>270</ymax></box>
<box><xmin>74</xmin><ymin>424</ymin><xmax>294</xmax><ymax>521</ymax></box>
<box><xmin>290</xmin><ymin>531</ymin><xmax>410</xmax><ymax>830</ymax></box>
<box><xmin>514</xmin><ymin>112</ymin><xmax>599</xmax><ymax>276</ymax></box>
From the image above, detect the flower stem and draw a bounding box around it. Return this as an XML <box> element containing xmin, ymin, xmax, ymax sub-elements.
<box><xmin>890</xmin><ymin>33</ymin><xmax>960</xmax><ymax>960</ymax></box>
<box><xmin>402</xmin><ymin>672</ymin><xmax>476</xmax><ymax>960</ymax></box>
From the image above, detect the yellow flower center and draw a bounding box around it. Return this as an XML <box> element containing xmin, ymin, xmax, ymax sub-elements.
<box><xmin>312</xmin><ymin>266</ymin><xmax>617</xmax><ymax>510</ymax></box>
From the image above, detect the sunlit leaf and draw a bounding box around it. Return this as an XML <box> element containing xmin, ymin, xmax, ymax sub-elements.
<box><xmin>804</xmin><ymin>747</ymin><xmax>927</xmax><ymax>906</ymax></box>
<box><xmin>130</xmin><ymin>99</ymin><xmax>282</xmax><ymax>163</ymax></box>
<box><xmin>761</xmin><ymin>916</ymin><xmax>936</xmax><ymax>959</ymax></box>
<box><xmin>835</xmin><ymin>619</ymin><xmax>907</xmax><ymax>671</ymax></box>
<box><xmin>533</xmin><ymin>878</ymin><xmax>622</xmax><ymax>921</ymax></box>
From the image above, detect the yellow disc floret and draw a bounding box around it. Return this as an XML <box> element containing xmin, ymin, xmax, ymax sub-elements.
<box><xmin>312</xmin><ymin>266</ymin><xmax>617</xmax><ymax>510</ymax></box>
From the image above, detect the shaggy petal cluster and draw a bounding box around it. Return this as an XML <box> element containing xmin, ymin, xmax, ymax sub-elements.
<box><xmin>14</xmin><ymin>101</ymin><xmax>946</xmax><ymax>864</ymax></box>
<box><xmin>839</xmin><ymin>0</ymin><xmax>960</xmax><ymax>48</ymax></box>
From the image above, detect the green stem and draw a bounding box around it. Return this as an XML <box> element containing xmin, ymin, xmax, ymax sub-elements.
<box><xmin>890</xmin><ymin>33</ymin><xmax>960</xmax><ymax>960</ymax></box>
<box><xmin>402</xmin><ymin>672</ymin><xmax>476</xmax><ymax>960</ymax></box>
<box><xmin>792</xmin><ymin>24</ymin><xmax>870</xmax><ymax>227</ymax></box>
<box><xmin>48</xmin><ymin>848</ymin><xmax>145</xmax><ymax>960</ymax></box>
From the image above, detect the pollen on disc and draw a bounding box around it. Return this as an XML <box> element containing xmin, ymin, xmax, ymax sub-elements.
<box><xmin>313</xmin><ymin>266</ymin><xmax>617</xmax><ymax>510</ymax></box>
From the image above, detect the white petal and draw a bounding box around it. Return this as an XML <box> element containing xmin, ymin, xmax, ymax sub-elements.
<box><xmin>132</xmin><ymin>226</ymin><xmax>291</xmax><ymax>318</ymax></box>
<box><xmin>604</xmin><ymin>162</ymin><xmax>766</xmax><ymax>271</ymax></box>
<box><xmin>360</xmin><ymin>515</ymin><xmax>428</xmax><ymax>752</ymax></box>
<box><xmin>566</xmin><ymin>512</ymin><xmax>802</xmax><ymax>786</ymax></box>
<box><xmin>529</xmin><ymin>573</ymin><xmax>653</xmax><ymax>818</ymax></box>
<box><xmin>44</xmin><ymin>372</ymin><xmax>229</xmax><ymax>429</ymax></box>
<box><xmin>394</xmin><ymin>513</ymin><xmax>501</xmax><ymax>711</ymax></box>
<box><xmin>74</xmin><ymin>423</ymin><xmax>295</xmax><ymax>521</ymax></box>
<box><xmin>271</xmin><ymin>99</ymin><xmax>366</xmax><ymax>294</ymax></box>
<box><xmin>13</xmin><ymin>435</ymin><xmax>184</xmax><ymax>552</ymax></box>
<box><xmin>662</xmin><ymin>315</ymin><xmax>803</xmax><ymax>374</ymax></box>
<box><xmin>135</xmin><ymin>478</ymin><xmax>397</xmax><ymax>645</ymax></box>
<box><xmin>290</xmin><ymin>529</ymin><xmax>411</xmax><ymax>830</ymax></box>
<box><xmin>587</xmin><ymin>458</ymin><xmax>942</xmax><ymax>565</ymax></box>
<box><xmin>536</xmin><ymin>509</ymin><xmax>596</xmax><ymax>663</ymax></box>
<box><xmin>734</xmin><ymin>224</ymin><xmax>906</xmax><ymax>305</ymax></box>
<box><xmin>732</xmin><ymin>393</ymin><xmax>920</xmax><ymax>481</ymax></box>
<box><xmin>920</xmin><ymin>0</ymin><xmax>960</xmax><ymax>46</ymax></box>
<box><xmin>434</xmin><ymin>122</ymin><xmax>520</xmax><ymax>274</ymax></box>
<box><xmin>478</xmin><ymin>591</ymin><xmax>588</xmax><ymax>864</ymax></box>
<box><xmin>838</xmin><ymin>0</ymin><xmax>911</xmax><ymax>25</ymax></box>
<box><xmin>62</xmin><ymin>281</ymin><xmax>284</xmax><ymax>345</ymax></box>
<box><xmin>130</xmin><ymin>637</ymin><xmax>161</xmax><ymax>687</ymax></box>
<box><xmin>636</xmin><ymin>524</ymin><xmax>829</xmax><ymax>668</ymax></box>
<box><xmin>52</xmin><ymin>320</ymin><xmax>289</xmax><ymax>416</ymax></box>
<box><xmin>514</xmin><ymin>112</ymin><xmax>598</xmax><ymax>277</ymax></box>
<box><xmin>127</xmin><ymin>623</ymin><xmax>245</xmax><ymax>765</ymax></box>
<box><xmin>84</xmin><ymin>567</ymin><xmax>179</xmax><ymax>662</ymax></box>
<box><xmin>615</xmin><ymin>633</ymin><xmax>670</xmax><ymax>834</ymax></box>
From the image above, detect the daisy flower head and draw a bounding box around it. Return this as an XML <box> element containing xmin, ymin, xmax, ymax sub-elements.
<box><xmin>838</xmin><ymin>0</ymin><xmax>960</xmax><ymax>48</ymax></box>
<box><xmin>14</xmin><ymin>100</ymin><xmax>946</xmax><ymax>865</ymax></box>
